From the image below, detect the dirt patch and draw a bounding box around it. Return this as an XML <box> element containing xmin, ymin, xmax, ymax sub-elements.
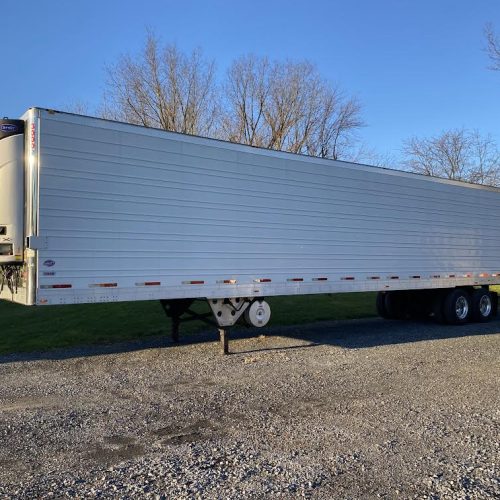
<box><xmin>86</xmin><ymin>443</ymin><xmax>145</xmax><ymax>466</ymax></box>
<box><xmin>0</xmin><ymin>396</ymin><xmax>63</xmax><ymax>412</ymax></box>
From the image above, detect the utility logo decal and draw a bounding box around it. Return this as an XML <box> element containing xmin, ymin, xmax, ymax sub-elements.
<box><xmin>0</xmin><ymin>124</ymin><xmax>18</xmax><ymax>133</ymax></box>
<box><xmin>31</xmin><ymin>123</ymin><xmax>36</xmax><ymax>153</ymax></box>
<box><xmin>43</xmin><ymin>259</ymin><xmax>56</xmax><ymax>267</ymax></box>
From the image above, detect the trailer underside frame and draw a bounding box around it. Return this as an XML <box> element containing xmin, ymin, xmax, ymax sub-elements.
<box><xmin>160</xmin><ymin>286</ymin><xmax>498</xmax><ymax>355</ymax></box>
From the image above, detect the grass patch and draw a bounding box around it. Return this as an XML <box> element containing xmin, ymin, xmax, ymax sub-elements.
<box><xmin>267</xmin><ymin>293</ymin><xmax>376</xmax><ymax>325</ymax></box>
<box><xmin>0</xmin><ymin>292</ymin><xmax>376</xmax><ymax>355</ymax></box>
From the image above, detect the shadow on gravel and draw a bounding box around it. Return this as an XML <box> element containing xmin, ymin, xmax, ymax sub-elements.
<box><xmin>1</xmin><ymin>316</ymin><xmax>499</xmax><ymax>364</ymax></box>
<box><xmin>287</xmin><ymin>317</ymin><xmax>500</xmax><ymax>350</ymax></box>
<box><xmin>233</xmin><ymin>343</ymin><xmax>322</xmax><ymax>355</ymax></box>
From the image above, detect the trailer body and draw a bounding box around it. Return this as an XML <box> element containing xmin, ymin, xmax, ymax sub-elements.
<box><xmin>1</xmin><ymin>108</ymin><xmax>500</xmax><ymax>308</ymax></box>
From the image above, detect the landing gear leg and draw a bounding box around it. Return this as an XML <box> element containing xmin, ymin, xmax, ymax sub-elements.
<box><xmin>219</xmin><ymin>328</ymin><xmax>229</xmax><ymax>355</ymax></box>
<box><xmin>159</xmin><ymin>297</ymin><xmax>267</xmax><ymax>355</ymax></box>
<box><xmin>208</xmin><ymin>299</ymin><xmax>250</xmax><ymax>355</ymax></box>
<box><xmin>160</xmin><ymin>299</ymin><xmax>196</xmax><ymax>343</ymax></box>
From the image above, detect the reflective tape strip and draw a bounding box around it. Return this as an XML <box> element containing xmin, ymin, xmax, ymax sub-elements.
<box><xmin>287</xmin><ymin>278</ymin><xmax>304</xmax><ymax>282</ymax></box>
<box><xmin>254</xmin><ymin>278</ymin><xmax>271</xmax><ymax>283</ymax></box>
<box><xmin>40</xmin><ymin>284</ymin><xmax>72</xmax><ymax>289</ymax></box>
<box><xmin>135</xmin><ymin>281</ymin><xmax>161</xmax><ymax>286</ymax></box>
<box><xmin>217</xmin><ymin>279</ymin><xmax>238</xmax><ymax>284</ymax></box>
<box><xmin>341</xmin><ymin>277</ymin><xmax>355</xmax><ymax>281</ymax></box>
<box><xmin>89</xmin><ymin>283</ymin><xmax>118</xmax><ymax>288</ymax></box>
<box><xmin>183</xmin><ymin>280</ymin><xmax>205</xmax><ymax>285</ymax></box>
<box><xmin>312</xmin><ymin>277</ymin><xmax>328</xmax><ymax>281</ymax></box>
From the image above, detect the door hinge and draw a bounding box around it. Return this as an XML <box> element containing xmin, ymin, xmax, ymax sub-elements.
<box><xmin>27</xmin><ymin>235</ymin><xmax>48</xmax><ymax>250</ymax></box>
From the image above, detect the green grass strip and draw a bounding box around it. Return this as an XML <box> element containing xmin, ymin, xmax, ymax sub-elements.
<box><xmin>0</xmin><ymin>293</ymin><xmax>376</xmax><ymax>355</ymax></box>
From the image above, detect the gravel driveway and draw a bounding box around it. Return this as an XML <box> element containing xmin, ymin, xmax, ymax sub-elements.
<box><xmin>0</xmin><ymin>317</ymin><xmax>499</xmax><ymax>498</ymax></box>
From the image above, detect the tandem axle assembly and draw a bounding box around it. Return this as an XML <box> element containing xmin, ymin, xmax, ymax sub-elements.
<box><xmin>160</xmin><ymin>297</ymin><xmax>271</xmax><ymax>354</ymax></box>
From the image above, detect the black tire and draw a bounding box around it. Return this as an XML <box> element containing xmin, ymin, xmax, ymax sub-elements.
<box><xmin>406</xmin><ymin>290</ymin><xmax>432</xmax><ymax>320</ymax></box>
<box><xmin>432</xmin><ymin>289</ymin><xmax>447</xmax><ymax>324</ymax></box>
<box><xmin>384</xmin><ymin>291</ymin><xmax>407</xmax><ymax>320</ymax></box>
<box><xmin>442</xmin><ymin>288</ymin><xmax>471</xmax><ymax>325</ymax></box>
<box><xmin>492</xmin><ymin>292</ymin><xmax>499</xmax><ymax>318</ymax></box>
<box><xmin>471</xmin><ymin>289</ymin><xmax>495</xmax><ymax>323</ymax></box>
<box><xmin>376</xmin><ymin>292</ymin><xmax>390</xmax><ymax>319</ymax></box>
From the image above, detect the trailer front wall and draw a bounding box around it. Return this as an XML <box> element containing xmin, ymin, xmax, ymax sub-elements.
<box><xmin>33</xmin><ymin>110</ymin><xmax>500</xmax><ymax>304</ymax></box>
<box><xmin>0</xmin><ymin>123</ymin><xmax>28</xmax><ymax>305</ymax></box>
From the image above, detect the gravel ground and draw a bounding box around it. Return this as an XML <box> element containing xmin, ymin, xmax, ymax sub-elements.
<box><xmin>0</xmin><ymin>317</ymin><xmax>499</xmax><ymax>499</ymax></box>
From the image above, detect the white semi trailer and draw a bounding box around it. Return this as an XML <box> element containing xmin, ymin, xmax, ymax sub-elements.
<box><xmin>1</xmin><ymin>108</ymin><xmax>499</xmax><ymax>352</ymax></box>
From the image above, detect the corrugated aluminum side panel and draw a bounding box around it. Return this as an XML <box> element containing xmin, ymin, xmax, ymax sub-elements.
<box><xmin>34</xmin><ymin>109</ymin><xmax>500</xmax><ymax>305</ymax></box>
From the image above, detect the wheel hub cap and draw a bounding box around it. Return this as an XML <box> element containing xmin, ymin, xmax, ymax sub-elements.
<box><xmin>455</xmin><ymin>296</ymin><xmax>469</xmax><ymax>320</ymax></box>
<box><xmin>479</xmin><ymin>295</ymin><xmax>492</xmax><ymax>317</ymax></box>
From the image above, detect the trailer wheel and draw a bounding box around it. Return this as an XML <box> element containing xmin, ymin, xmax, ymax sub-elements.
<box><xmin>432</xmin><ymin>290</ymin><xmax>447</xmax><ymax>324</ymax></box>
<box><xmin>443</xmin><ymin>288</ymin><xmax>471</xmax><ymax>325</ymax></box>
<box><xmin>406</xmin><ymin>290</ymin><xmax>432</xmax><ymax>320</ymax></box>
<box><xmin>244</xmin><ymin>299</ymin><xmax>271</xmax><ymax>327</ymax></box>
<box><xmin>376</xmin><ymin>292</ymin><xmax>390</xmax><ymax>319</ymax></box>
<box><xmin>491</xmin><ymin>292</ymin><xmax>499</xmax><ymax>318</ymax></box>
<box><xmin>471</xmin><ymin>289</ymin><xmax>494</xmax><ymax>323</ymax></box>
<box><xmin>384</xmin><ymin>291</ymin><xmax>407</xmax><ymax>320</ymax></box>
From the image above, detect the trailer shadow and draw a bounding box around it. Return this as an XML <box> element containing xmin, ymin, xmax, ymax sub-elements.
<box><xmin>1</xmin><ymin>316</ymin><xmax>499</xmax><ymax>364</ymax></box>
<box><xmin>260</xmin><ymin>316</ymin><xmax>500</xmax><ymax>352</ymax></box>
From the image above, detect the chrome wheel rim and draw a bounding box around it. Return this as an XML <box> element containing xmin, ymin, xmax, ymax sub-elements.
<box><xmin>455</xmin><ymin>296</ymin><xmax>469</xmax><ymax>320</ymax></box>
<box><xmin>479</xmin><ymin>295</ymin><xmax>492</xmax><ymax>317</ymax></box>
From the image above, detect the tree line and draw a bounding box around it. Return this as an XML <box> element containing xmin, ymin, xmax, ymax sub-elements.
<box><xmin>78</xmin><ymin>29</ymin><xmax>500</xmax><ymax>187</ymax></box>
<box><xmin>400</xmin><ymin>24</ymin><xmax>499</xmax><ymax>187</ymax></box>
<box><xmin>101</xmin><ymin>33</ymin><xmax>363</xmax><ymax>162</ymax></box>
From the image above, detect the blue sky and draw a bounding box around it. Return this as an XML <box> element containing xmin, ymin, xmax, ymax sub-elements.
<box><xmin>2</xmin><ymin>0</ymin><xmax>499</xmax><ymax>161</ymax></box>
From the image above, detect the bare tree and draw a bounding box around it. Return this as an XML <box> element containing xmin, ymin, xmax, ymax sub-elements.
<box><xmin>102</xmin><ymin>33</ymin><xmax>364</xmax><ymax>160</ymax></box>
<box><xmin>103</xmin><ymin>33</ymin><xmax>219</xmax><ymax>136</ymax></box>
<box><xmin>485</xmin><ymin>23</ymin><xmax>500</xmax><ymax>71</ymax></box>
<box><xmin>468</xmin><ymin>131</ymin><xmax>500</xmax><ymax>186</ymax></box>
<box><xmin>59</xmin><ymin>100</ymin><xmax>92</xmax><ymax>115</ymax></box>
<box><xmin>221</xmin><ymin>55</ymin><xmax>363</xmax><ymax>160</ymax></box>
<box><xmin>220</xmin><ymin>55</ymin><xmax>270</xmax><ymax>147</ymax></box>
<box><xmin>347</xmin><ymin>142</ymin><xmax>398</xmax><ymax>169</ymax></box>
<box><xmin>403</xmin><ymin>129</ymin><xmax>500</xmax><ymax>187</ymax></box>
<box><xmin>306</xmin><ymin>90</ymin><xmax>363</xmax><ymax>160</ymax></box>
